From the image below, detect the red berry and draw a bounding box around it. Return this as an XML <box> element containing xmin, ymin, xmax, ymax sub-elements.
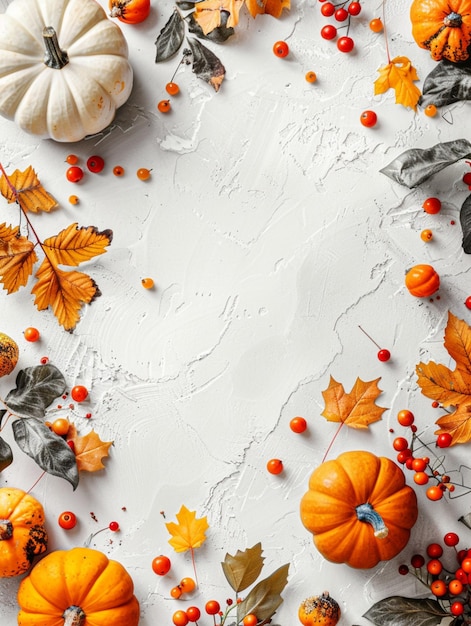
<box><xmin>422</xmin><ymin>197</ymin><xmax>441</xmax><ymax>214</ymax></box>
<box><xmin>462</xmin><ymin>557</ymin><xmax>471</xmax><ymax>573</ymax></box>
<box><xmin>24</xmin><ymin>327</ymin><xmax>40</xmax><ymax>342</ymax></box>
<box><xmin>427</xmin><ymin>559</ymin><xmax>443</xmax><ymax>575</ymax></box>
<box><xmin>320</xmin><ymin>24</ymin><xmax>337</xmax><ymax>39</ymax></box>
<box><xmin>397</xmin><ymin>410</ymin><xmax>414</xmax><ymax>426</ymax></box>
<box><xmin>444</xmin><ymin>532</ymin><xmax>460</xmax><ymax>547</ymax></box>
<box><xmin>337</xmin><ymin>36</ymin><xmax>354</xmax><ymax>52</ymax></box>
<box><xmin>290</xmin><ymin>416</ymin><xmax>307</xmax><ymax>433</ymax></box>
<box><xmin>430</xmin><ymin>579</ymin><xmax>447</xmax><ymax>596</ymax></box>
<box><xmin>152</xmin><ymin>555</ymin><xmax>171</xmax><ymax>575</ymax></box>
<box><xmin>398</xmin><ymin>564</ymin><xmax>409</xmax><ymax>575</ymax></box>
<box><xmin>463</xmin><ymin>172</ymin><xmax>471</xmax><ymax>186</ymax></box>
<box><xmin>410</xmin><ymin>554</ymin><xmax>425</xmax><ymax>568</ymax></box>
<box><xmin>334</xmin><ymin>7</ymin><xmax>348</xmax><ymax>20</ymax></box>
<box><xmin>186</xmin><ymin>607</ymin><xmax>201</xmax><ymax>622</ymax></box>
<box><xmin>267</xmin><ymin>458</ymin><xmax>283</xmax><ymax>474</ymax></box>
<box><xmin>427</xmin><ymin>543</ymin><xmax>443</xmax><ymax>558</ymax></box>
<box><xmin>396</xmin><ymin>449</ymin><xmax>412</xmax><ymax>464</ymax></box>
<box><xmin>109</xmin><ymin>521</ymin><xmax>119</xmax><ymax>531</ymax></box>
<box><xmin>451</xmin><ymin>602</ymin><xmax>464</xmax><ymax>616</ymax></box>
<box><xmin>66</xmin><ymin>166</ymin><xmax>84</xmax><ymax>183</ymax></box>
<box><xmin>411</xmin><ymin>458</ymin><xmax>427</xmax><ymax>472</ymax></box>
<box><xmin>320</xmin><ymin>2</ymin><xmax>335</xmax><ymax>15</ymax></box>
<box><xmin>360</xmin><ymin>110</ymin><xmax>377</xmax><ymax>127</ymax></box>
<box><xmin>71</xmin><ymin>385</ymin><xmax>88</xmax><ymax>403</ymax></box>
<box><xmin>414</xmin><ymin>472</ymin><xmax>429</xmax><ymax>485</ymax></box>
<box><xmin>58</xmin><ymin>511</ymin><xmax>77</xmax><ymax>529</ymax></box>
<box><xmin>157</xmin><ymin>100</ymin><xmax>171</xmax><ymax>113</ymax></box>
<box><xmin>377</xmin><ymin>348</ymin><xmax>390</xmax><ymax>362</ymax></box>
<box><xmin>205</xmin><ymin>600</ymin><xmax>221</xmax><ymax>615</ymax></box>
<box><xmin>113</xmin><ymin>165</ymin><xmax>125</xmax><ymax>177</ymax></box>
<box><xmin>426</xmin><ymin>485</ymin><xmax>444</xmax><ymax>501</ymax></box>
<box><xmin>348</xmin><ymin>1</ymin><xmax>361</xmax><ymax>15</ymax></box>
<box><xmin>456</xmin><ymin>568</ymin><xmax>468</xmax><ymax>583</ymax></box>
<box><xmin>67</xmin><ymin>440</ymin><xmax>75</xmax><ymax>453</ymax></box>
<box><xmin>173</xmin><ymin>610</ymin><xmax>189</xmax><ymax>626</ymax></box>
<box><xmin>436</xmin><ymin>432</ymin><xmax>452</xmax><ymax>448</ymax></box>
<box><xmin>273</xmin><ymin>41</ymin><xmax>289</xmax><ymax>57</ymax></box>
<box><xmin>393</xmin><ymin>437</ymin><xmax>409</xmax><ymax>451</ymax></box>
<box><xmin>87</xmin><ymin>156</ymin><xmax>105</xmax><ymax>173</ymax></box>
<box><xmin>465</xmin><ymin>296</ymin><xmax>471</xmax><ymax>309</ymax></box>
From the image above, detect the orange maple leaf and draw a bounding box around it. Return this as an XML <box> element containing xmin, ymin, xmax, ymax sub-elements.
<box><xmin>71</xmin><ymin>429</ymin><xmax>113</xmax><ymax>472</ymax></box>
<box><xmin>374</xmin><ymin>56</ymin><xmax>422</xmax><ymax>110</ymax></box>
<box><xmin>166</xmin><ymin>505</ymin><xmax>209</xmax><ymax>553</ymax></box>
<box><xmin>42</xmin><ymin>223</ymin><xmax>113</xmax><ymax>267</ymax></box>
<box><xmin>193</xmin><ymin>0</ymin><xmax>289</xmax><ymax>35</ymax></box>
<box><xmin>321</xmin><ymin>376</ymin><xmax>387</xmax><ymax>429</ymax></box>
<box><xmin>0</xmin><ymin>223</ymin><xmax>37</xmax><ymax>293</ymax></box>
<box><xmin>0</xmin><ymin>165</ymin><xmax>58</xmax><ymax>213</ymax></box>
<box><xmin>434</xmin><ymin>405</ymin><xmax>471</xmax><ymax>446</ymax></box>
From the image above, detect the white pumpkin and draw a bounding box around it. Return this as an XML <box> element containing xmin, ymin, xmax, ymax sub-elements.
<box><xmin>0</xmin><ymin>0</ymin><xmax>133</xmax><ymax>142</ymax></box>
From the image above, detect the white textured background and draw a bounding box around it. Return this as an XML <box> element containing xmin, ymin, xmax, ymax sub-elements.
<box><xmin>1</xmin><ymin>0</ymin><xmax>470</xmax><ymax>623</ymax></box>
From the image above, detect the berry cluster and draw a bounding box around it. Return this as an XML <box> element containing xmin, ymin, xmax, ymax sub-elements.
<box><xmin>65</xmin><ymin>153</ymin><xmax>151</xmax><ymax>191</ymax></box>
<box><xmin>157</xmin><ymin>49</ymin><xmax>192</xmax><ymax>114</ymax></box>
<box><xmin>392</xmin><ymin>410</ymin><xmax>457</xmax><ymax>501</ymax></box>
<box><xmin>171</xmin><ymin>598</ymin><xmax>258</xmax><ymax>626</ymax></box>
<box><xmin>318</xmin><ymin>0</ymin><xmax>362</xmax><ymax>53</ymax></box>
<box><xmin>399</xmin><ymin>533</ymin><xmax>471</xmax><ymax>619</ymax></box>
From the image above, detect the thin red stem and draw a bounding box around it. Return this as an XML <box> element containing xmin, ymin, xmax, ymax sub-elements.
<box><xmin>382</xmin><ymin>0</ymin><xmax>391</xmax><ymax>63</ymax></box>
<box><xmin>190</xmin><ymin>547</ymin><xmax>199</xmax><ymax>587</ymax></box>
<box><xmin>358</xmin><ymin>325</ymin><xmax>381</xmax><ymax>349</ymax></box>
<box><xmin>322</xmin><ymin>421</ymin><xmax>345</xmax><ymax>463</ymax></box>
<box><xmin>26</xmin><ymin>470</ymin><xmax>46</xmax><ymax>494</ymax></box>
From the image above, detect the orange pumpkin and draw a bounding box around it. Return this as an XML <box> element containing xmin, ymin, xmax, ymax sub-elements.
<box><xmin>299</xmin><ymin>592</ymin><xmax>340</xmax><ymax>626</ymax></box>
<box><xmin>300</xmin><ymin>451</ymin><xmax>418</xmax><ymax>569</ymax></box>
<box><xmin>0</xmin><ymin>487</ymin><xmax>47</xmax><ymax>577</ymax></box>
<box><xmin>0</xmin><ymin>332</ymin><xmax>19</xmax><ymax>377</ymax></box>
<box><xmin>405</xmin><ymin>264</ymin><xmax>440</xmax><ymax>297</ymax></box>
<box><xmin>109</xmin><ymin>0</ymin><xmax>150</xmax><ymax>23</ymax></box>
<box><xmin>410</xmin><ymin>0</ymin><xmax>471</xmax><ymax>62</ymax></box>
<box><xmin>17</xmin><ymin>547</ymin><xmax>140</xmax><ymax>626</ymax></box>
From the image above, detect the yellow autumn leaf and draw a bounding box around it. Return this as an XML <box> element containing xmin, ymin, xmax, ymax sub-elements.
<box><xmin>0</xmin><ymin>222</ymin><xmax>37</xmax><ymax>293</ymax></box>
<box><xmin>0</xmin><ymin>165</ymin><xmax>58</xmax><ymax>213</ymax></box>
<box><xmin>72</xmin><ymin>429</ymin><xmax>113</xmax><ymax>472</ymax></box>
<box><xmin>374</xmin><ymin>56</ymin><xmax>421</xmax><ymax>110</ymax></box>
<box><xmin>166</xmin><ymin>505</ymin><xmax>209</xmax><ymax>553</ymax></box>
<box><xmin>193</xmin><ymin>0</ymin><xmax>244</xmax><ymax>33</ymax></box>
<box><xmin>42</xmin><ymin>223</ymin><xmax>113</xmax><ymax>267</ymax></box>
<box><xmin>321</xmin><ymin>376</ymin><xmax>387</xmax><ymax>429</ymax></box>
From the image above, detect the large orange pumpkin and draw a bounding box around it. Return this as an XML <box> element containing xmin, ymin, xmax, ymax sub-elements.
<box><xmin>300</xmin><ymin>451</ymin><xmax>418</xmax><ymax>569</ymax></box>
<box><xmin>17</xmin><ymin>547</ymin><xmax>140</xmax><ymax>626</ymax></box>
<box><xmin>410</xmin><ymin>0</ymin><xmax>471</xmax><ymax>63</ymax></box>
<box><xmin>405</xmin><ymin>264</ymin><xmax>440</xmax><ymax>297</ymax></box>
<box><xmin>0</xmin><ymin>487</ymin><xmax>47</xmax><ymax>577</ymax></box>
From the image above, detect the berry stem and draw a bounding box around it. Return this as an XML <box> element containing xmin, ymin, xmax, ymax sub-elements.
<box><xmin>26</xmin><ymin>470</ymin><xmax>47</xmax><ymax>494</ymax></box>
<box><xmin>190</xmin><ymin>546</ymin><xmax>199</xmax><ymax>587</ymax></box>
<box><xmin>358</xmin><ymin>325</ymin><xmax>381</xmax><ymax>349</ymax></box>
<box><xmin>381</xmin><ymin>0</ymin><xmax>391</xmax><ymax>63</ymax></box>
<box><xmin>322</xmin><ymin>421</ymin><xmax>345</xmax><ymax>463</ymax></box>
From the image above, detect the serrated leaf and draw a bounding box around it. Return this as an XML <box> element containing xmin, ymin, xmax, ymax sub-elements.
<box><xmin>5</xmin><ymin>364</ymin><xmax>66</xmax><ymax>419</ymax></box>
<box><xmin>321</xmin><ymin>376</ymin><xmax>386</xmax><ymax>429</ymax></box>
<box><xmin>72</xmin><ymin>429</ymin><xmax>113</xmax><ymax>472</ymax></box>
<box><xmin>237</xmin><ymin>563</ymin><xmax>289</xmax><ymax>623</ymax></box>
<box><xmin>187</xmin><ymin>37</ymin><xmax>225</xmax><ymax>91</ymax></box>
<box><xmin>380</xmin><ymin>139</ymin><xmax>471</xmax><ymax>188</ymax></box>
<box><xmin>374</xmin><ymin>56</ymin><xmax>421</xmax><ymax>110</ymax></box>
<box><xmin>42</xmin><ymin>223</ymin><xmax>113</xmax><ymax>267</ymax></box>
<box><xmin>191</xmin><ymin>0</ymin><xmax>244</xmax><ymax>34</ymax></box>
<box><xmin>166</xmin><ymin>505</ymin><xmax>209</xmax><ymax>553</ymax></box>
<box><xmin>155</xmin><ymin>10</ymin><xmax>185</xmax><ymax>62</ymax></box>
<box><xmin>0</xmin><ymin>166</ymin><xmax>58</xmax><ymax>213</ymax></box>
<box><xmin>222</xmin><ymin>543</ymin><xmax>265</xmax><ymax>592</ymax></box>
<box><xmin>421</xmin><ymin>59</ymin><xmax>471</xmax><ymax>108</ymax></box>
<box><xmin>186</xmin><ymin>13</ymin><xmax>235</xmax><ymax>43</ymax></box>
<box><xmin>12</xmin><ymin>419</ymin><xmax>79</xmax><ymax>489</ymax></box>
<box><xmin>460</xmin><ymin>194</ymin><xmax>471</xmax><ymax>254</ymax></box>
<box><xmin>0</xmin><ymin>223</ymin><xmax>37</xmax><ymax>293</ymax></box>
<box><xmin>363</xmin><ymin>596</ymin><xmax>448</xmax><ymax>626</ymax></box>
<box><xmin>0</xmin><ymin>436</ymin><xmax>13</xmax><ymax>472</ymax></box>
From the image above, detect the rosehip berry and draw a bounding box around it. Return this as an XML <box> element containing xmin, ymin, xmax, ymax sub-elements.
<box><xmin>87</xmin><ymin>156</ymin><xmax>105</xmax><ymax>173</ymax></box>
<box><xmin>24</xmin><ymin>327</ymin><xmax>40</xmax><ymax>342</ymax></box>
<box><xmin>348</xmin><ymin>1</ymin><xmax>361</xmax><ymax>15</ymax></box>
<box><xmin>152</xmin><ymin>555</ymin><xmax>171</xmax><ymax>575</ymax></box>
<box><xmin>436</xmin><ymin>432</ymin><xmax>453</xmax><ymax>448</ymax></box>
<box><xmin>334</xmin><ymin>7</ymin><xmax>348</xmax><ymax>20</ymax></box>
<box><xmin>71</xmin><ymin>385</ymin><xmax>88</xmax><ymax>403</ymax></box>
<box><xmin>205</xmin><ymin>600</ymin><xmax>221</xmax><ymax>615</ymax></box>
<box><xmin>320</xmin><ymin>2</ymin><xmax>335</xmax><ymax>16</ymax></box>
<box><xmin>58</xmin><ymin>511</ymin><xmax>77</xmax><ymax>529</ymax></box>
<box><xmin>360</xmin><ymin>110</ymin><xmax>377</xmax><ymax>127</ymax></box>
<box><xmin>397</xmin><ymin>410</ymin><xmax>414</xmax><ymax>427</ymax></box>
<box><xmin>267</xmin><ymin>459</ymin><xmax>283</xmax><ymax>474</ymax></box>
<box><xmin>422</xmin><ymin>197</ymin><xmax>441</xmax><ymax>214</ymax></box>
<box><xmin>337</xmin><ymin>36</ymin><xmax>354</xmax><ymax>52</ymax></box>
<box><xmin>444</xmin><ymin>532</ymin><xmax>460</xmax><ymax>547</ymax></box>
<box><xmin>320</xmin><ymin>24</ymin><xmax>337</xmax><ymax>40</ymax></box>
<box><xmin>186</xmin><ymin>607</ymin><xmax>201</xmax><ymax>622</ymax></box>
<box><xmin>273</xmin><ymin>41</ymin><xmax>289</xmax><ymax>57</ymax></box>
<box><xmin>393</xmin><ymin>437</ymin><xmax>409</xmax><ymax>451</ymax></box>
<box><xmin>66</xmin><ymin>166</ymin><xmax>84</xmax><ymax>183</ymax></box>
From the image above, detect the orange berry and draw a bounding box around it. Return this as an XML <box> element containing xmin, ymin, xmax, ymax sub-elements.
<box><xmin>243</xmin><ymin>614</ymin><xmax>258</xmax><ymax>626</ymax></box>
<box><xmin>305</xmin><ymin>71</ymin><xmax>317</xmax><ymax>83</ymax></box>
<box><xmin>113</xmin><ymin>165</ymin><xmax>125</xmax><ymax>176</ymax></box>
<box><xmin>51</xmin><ymin>418</ymin><xmax>70</xmax><ymax>437</ymax></box>
<box><xmin>424</xmin><ymin>104</ymin><xmax>437</xmax><ymax>117</ymax></box>
<box><xmin>24</xmin><ymin>327</ymin><xmax>40</xmax><ymax>342</ymax></box>
<box><xmin>170</xmin><ymin>586</ymin><xmax>182</xmax><ymax>599</ymax></box>
<box><xmin>166</xmin><ymin>82</ymin><xmax>180</xmax><ymax>95</ymax></box>
<box><xmin>369</xmin><ymin>17</ymin><xmax>383</xmax><ymax>32</ymax></box>
<box><xmin>137</xmin><ymin>168</ymin><xmax>151</xmax><ymax>181</ymax></box>
<box><xmin>157</xmin><ymin>99</ymin><xmax>171</xmax><ymax>113</ymax></box>
<box><xmin>421</xmin><ymin>229</ymin><xmax>433</xmax><ymax>242</ymax></box>
<box><xmin>430</xmin><ymin>579</ymin><xmax>447</xmax><ymax>596</ymax></box>
<box><xmin>141</xmin><ymin>277</ymin><xmax>155</xmax><ymax>289</ymax></box>
<box><xmin>180</xmin><ymin>577</ymin><xmax>196</xmax><ymax>593</ymax></box>
<box><xmin>426</xmin><ymin>485</ymin><xmax>444</xmax><ymax>501</ymax></box>
<box><xmin>68</xmin><ymin>195</ymin><xmax>80</xmax><ymax>205</ymax></box>
<box><xmin>267</xmin><ymin>458</ymin><xmax>283</xmax><ymax>474</ymax></box>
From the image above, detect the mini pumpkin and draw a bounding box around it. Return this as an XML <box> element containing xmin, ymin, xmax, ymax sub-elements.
<box><xmin>109</xmin><ymin>0</ymin><xmax>151</xmax><ymax>24</ymax></box>
<box><xmin>300</xmin><ymin>450</ymin><xmax>418</xmax><ymax>569</ymax></box>
<box><xmin>0</xmin><ymin>487</ymin><xmax>47</xmax><ymax>578</ymax></box>
<box><xmin>299</xmin><ymin>591</ymin><xmax>341</xmax><ymax>626</ymax></box>
<box><xmin>0</xmin><ymin>332</ymin><xmax>19</xmax><ymax>377</ymax></box>
<box><xmin>410</xmin><ymin>0</ymin><xmax>471</xmax><ymax>63</ymax></box>
<box><xmin>405</xmin><ymin>264</ymin><xmax>440</xmax><ymax>297</ymax></box>
<box><xmin>17</xmin><ymin>546</ymin><xmax>140</xmax><ymax>626</ymax></box>
<box><xmin>0</xmin><ymin>0</ymin><xmax>133</xmax><ymax>142</ymax></box>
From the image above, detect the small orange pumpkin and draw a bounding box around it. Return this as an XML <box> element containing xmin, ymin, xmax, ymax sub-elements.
<box><xmin>405</xmin><ymin>264</ymin><xmax>440</xmax><ymax>297</ymax></box>
<box><xmin>0</xmin><ymin>332</ymin><xmax>19</xmax><ymax>377</ymax></box>
<box><xmin>300</xmin><ymin>451</ymin><xmax>418</xmax><ymax>569</ymax></box>
<box><xmin>299</xmin><ymin>592</ymin><xmax>341</xmax><ymax>626</ymax></box>
<box><xmin>17</xmin><ymin>546</ymin><xmax>140</xmax><ymax>626</ymax></box>
<box><xmin>410</xmin><ymin>0</ymin><xmax>471</xmax><ymax>63</ymax></box>
<box><xmin>109</xmin><ymin>0</ymin><xmax>150</xmax><ymax>23</ymax></box>
<box><xmin>0</xmin><ymin>487</ymin><xmax>47</xmax><ymax>578</ymax></box>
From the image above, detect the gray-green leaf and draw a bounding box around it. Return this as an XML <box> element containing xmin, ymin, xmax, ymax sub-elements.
<box><xmin>155</xmin><ymin>10</ymin><xmax>185</xmax><ymax>62</ymax></box>
<box><xmin>380</xmin><ymin>139</ymin><xmax>471</xmax><ymax>188</ymax></box>
<box><xmin>186</xmin><ymin>13</ymin><xmax>235</xmax><ymax>43</ymax></box>
<box><xmin>459</xmin><ymin>194</ymin><xmax>471</xmax><ymax>253</ymax></box>
<box><xmin>421</xmin><ymin>60</ymin><xmax>471</xmax><ymax>108</ymax></box>
<box><xmin>363</xmin><ymin>596</ymin><xmax>448</xmax><ymax>626</ymax></box>
<box><xmin>13</xmin><ymin>419</ymin><xmax>79</xmax><ymax>489</ymax></box>
<box><xmin>237</xmin><ymin>563</ymin><xmax>289</xmax><ymax>623</ymax></box>
<box><xmin>187</xmin><ymin>37</ymin><xmax>225</xmax><ymax>91</ymax></box>
<box><xmin>4</xmin><ymin>364</ymin><xmax>66</xmax><ymax>419</ymax></box>
<box><xmin>222</xmin><ymin>543</ymin><xmax>265</xmax><ymax>592</ymax></box>
<box><xmin>459</xmin><ymin>512</ymin><xmax>471</xmax><ymax>529</ymax></box>
<box><xmin>0</xmin><ymin>436</ymin><xmax>13</xmax><ymax>472</ymax></box>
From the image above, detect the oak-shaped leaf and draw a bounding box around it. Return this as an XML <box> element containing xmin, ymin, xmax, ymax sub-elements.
<box><xmin>42</xmin><ymin>223</ymin><xmax>112</xmax><ymax>267</ymax></box>
<box><xmin>155</xmin><ymin>10</ymin><xmax>186</xmax><ymax>62</ymax></box>
<box><xmin>0</xmin><ymin>436</ymin><xmax>13</xmax><ymax>472</ymax></box>
<box><xmin>236</xmin><ymin>563</ymin><xmax>289</xmax><ymax>624</ymax></box>
<box><xmin>380</xmin><ymin>139</ymin><xmax>471</xmax><ymax>188</ymax></box>
<box><xmin>374</xmin><ymin>56</ymin><xmax>421</xmax><ymax>110</ymax></box>
<box><xmin>0</xmin><ymin>223</ymin><xmax>37</xmax><ymax>293</ymax></box>
<box><xmin>4</xmin><ymin>364</ymin><xmax>66</xmax><ymax>419</ymax></box>
<box><xmin>0</xmin><ymin>165</ymin><xmax>58</xmax><ymax>213</ymax></box>
<box><xmin>166</xmin><ymin>505</ymin><xmax>209</xmax><ymax>553</ymax></box>
<box><xmin>421</xmin><ymin>59</ymin><xmax>471</xmax><ymax>108</ymax></box>
<box><xmin>460</xmin><ymin>194</ymin><xmax>471</xmax><ymax>253</ymax></box>
<box><xmin>321</xmin><ymin>376</ymin><xmax>386</xmax><ymax>429</ymax></box>
<box><xmin>363</xmin><ymin>596</ymin><xmax>448</xmax><ymax>626</ymax></box>
<box><xmin>187</xmin><ymin>38</ymin><xmax>225</xmax><ymax>92</ymax></box>
<box><xmin>12</xmin><ymin>418</ymin><xmax>79</xmax><ymax>489</ymax></box>
<box><xmin>72</xmin><ymin>429</ymin><xmax>113</xmax><ymax>472</ymax></box>
<box><xmin>222</xmin><ymin>542</ymin><xmax>265</xmax><ymax>592</ymax></box>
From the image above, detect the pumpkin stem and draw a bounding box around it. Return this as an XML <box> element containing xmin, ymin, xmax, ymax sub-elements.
<box><xmin>444</xmin><ymin>12</ymin><xmax>463</xmax><ymax>28</ymax></box>
<box><xmin>63</xmin><ymin>606</ymin><xmax>86</xmax><ymax>626</ymax></box>
<box><xmin>0</xmin><ymin>520</ymin><xmax>13</xmax><ymax>540</ymax></box>
<box><xmin>355</xmin><ymin>503</ymin><xmax>389</xmax><ymax>538</ymax></box>
<box><xmin>43</xmin><ymin>26</ymin><xmax>69</xmax><ymax>69</ymax></box>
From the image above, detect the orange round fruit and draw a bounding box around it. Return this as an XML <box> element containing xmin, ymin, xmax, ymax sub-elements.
<box><xmin>0</xmin><ymin>332</ymin><xmax>19</xmax><ymax>377</ymax></box>
<box><xmin>299</xmin><ymin>592</ymin><xmax>341</xmax><ymax>626</ymax></box>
